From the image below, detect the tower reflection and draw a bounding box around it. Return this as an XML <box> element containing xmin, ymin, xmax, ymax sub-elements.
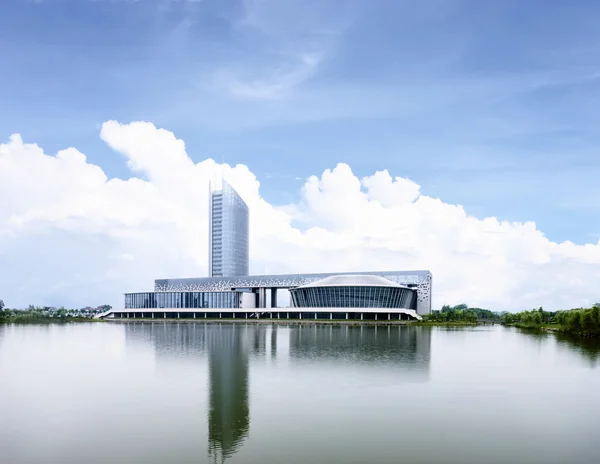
<box><xmin>123</xmin><ymin>322</ymin><xmax>431</xmax><ymax>462</ymax></box>
<box><xmin>207</xmin><ymin>324</ymin><xmax>251</xmax><ymax>463</ymax></box>
<box><xmin>122</xmin><ymin>322</ymin><xmax>259</xmax><ymax>463</ymax></box>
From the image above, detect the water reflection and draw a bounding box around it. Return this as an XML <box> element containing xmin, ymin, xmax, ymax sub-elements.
<box><xmin>3</xmin><ymin>324</ymin><xmax>600</xmax><ymax>464</ymax></box>
<box><xmin>123</xmin><ymin>323</ymin><xmax>432</xmax><ymax>462</ymax></box>
<box><xmin>290</xmin><ymin>325</ymin><xmax>431</xmax><ymax>381</ymax></box>
<box><xmin>512</xmin><ymin>327</ymin><xmax>600</xmax><ymax>367</ymax></box>
<box><xmin>554</xmin><ymin>333</ymin><xmax>600</xmax><ymax>366</ymax></box>
<box><xmin>207</xmin><ymin>325</ymin><xmax>250</xmax><ymax>463</ymax></box>
<box><xmin>124</xmin><ymin>323</ymin><xmax>257</xmax><ymax>462</ymax></box>
<box><xmin>124</xmin><ymin>321</ymin><xmax>211</xmax><ymax>357</ymax></box>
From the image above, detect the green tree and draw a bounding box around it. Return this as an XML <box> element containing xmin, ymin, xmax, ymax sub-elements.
<box><xmin>465</xmin><ymin>310</ymin><xmax>478</xmax><ymax>323</ymax></box>
<box><xmin>591</xmin><ymin>306</ymin><xmax>600</xmax><ymax>327</ymax></box>
<box><xmin>571</xmin><ymin>312</ymin><xmax>582</xmax><ymax>332</ymax></box>
<box><xmin>502</xmin><ymin>312</ymin><xmax>514</xmax><ymax>324</ymax></box>
<box><xmin>56</xmin><ymin>307</ymin><xmax>68</xmax><ymax>318</ymax></box>
<box><xmin>581</xmin><ymin>311</ymin><xmax>594</xmax><ymax>337</ymax></box>
<box><xmin>0</xmin><ymin>299</ymin><xmax>4</xmax><ymax>311</ymax></box>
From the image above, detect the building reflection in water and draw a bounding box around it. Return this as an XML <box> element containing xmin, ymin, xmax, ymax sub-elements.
<box><xmin>207</xmin><ymin>324</ymin><xmax>251</xmax><ymax>463</ymax></box>
<box><xmin>123</xmin><ymin>322</ymin><xmax>264</xmax><ymax>463</ymax></box>
<box><xmin>123</xmin><ymin>322</ymin><xmax>431</xmax><ymax>462</ymax></box>
<box><xmin>289</xmin><ymin>324</ymin><xmax>431</xmax><ymax>381</ymax></box>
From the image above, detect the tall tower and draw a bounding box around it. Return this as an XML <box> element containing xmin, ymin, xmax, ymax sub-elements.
<box><xmin>209</xmin><ymin>178</ymin><xmax>249</xmax><ymax>277</ymax></box>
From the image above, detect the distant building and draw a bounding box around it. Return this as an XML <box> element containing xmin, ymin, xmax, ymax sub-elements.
<box><xmin>121</xmin><ymin>270</ymin><xmax>430</xmax><ymax>321</ymax></box>
<box><xmin>209</xmin><ymin>179</ymin><xmax>249</xmax><ymax>277</ymax></box>
<box><xmin>113</xmin><ymin>177</ymin><xmax>433</xmax><ymax>321</ymax></box>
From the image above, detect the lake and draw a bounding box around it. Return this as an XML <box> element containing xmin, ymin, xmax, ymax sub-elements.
<box><xmin>1</xmin><ymin>322</ymin><xmax>599</xmax><ymax>464</ymax></box>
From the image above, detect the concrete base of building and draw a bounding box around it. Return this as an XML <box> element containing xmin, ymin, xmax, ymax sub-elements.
<box><xmin>102</xmin><ymin>307</ymin><xmax>422</xmax><ymax>321</ymax></box>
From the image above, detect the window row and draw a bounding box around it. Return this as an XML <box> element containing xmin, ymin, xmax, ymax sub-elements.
<box><xmin>290</xmin><ymin>286</ymin><xmax>416</xmax><ymax>309</ymax></box>
<box><xmin>125</xmin><ymin>292</ymin><xmax>240</xmax><ymax>309</ymax></box>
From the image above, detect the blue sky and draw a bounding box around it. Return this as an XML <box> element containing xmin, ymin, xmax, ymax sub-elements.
<box><xmin>2</xmin><ymin>0</ymin><xmax>600</xmax><ymax>243</ymax></box>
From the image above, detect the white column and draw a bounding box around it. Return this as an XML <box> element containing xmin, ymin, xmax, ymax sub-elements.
<box><xmin>258</xmin><ymin>288</ymin><xmax>267</xmax><ymax>308</ymax></box>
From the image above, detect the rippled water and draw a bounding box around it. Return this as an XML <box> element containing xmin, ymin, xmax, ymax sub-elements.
<box><xmin>1</xmin><ymin>322</ymin><xmax>599</xmax><ymax>464</ymax></box>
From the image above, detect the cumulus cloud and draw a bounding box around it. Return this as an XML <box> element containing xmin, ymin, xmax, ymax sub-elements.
<box><xmin>1</xmin><ymin>121</ymin><xmax>600</xmax><ymax>311</ymax></box>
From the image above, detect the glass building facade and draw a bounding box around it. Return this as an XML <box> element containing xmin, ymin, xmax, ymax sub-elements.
<box><xmin>209</xmin><ymin>179</ymin><xmax>249</xmax><ymax>277</ymax></box>
<box><xmin>289</xmin><ymin>275</ymin><xmax>417</xmax><ymax>309</ymax></box>
<box><xmin>290</xmin><ymin>286</ymin><xmax>416</xmax><ymax>308</ymax></box>
<box><xmin>125</xmin><ymin>292</ymin><xmax>240</xmax><ymax>309</ymax></box>
<box><xmin>155</xmin><ymin>271</ymin><xmax>432</xmax><ymax>315</ymax></box>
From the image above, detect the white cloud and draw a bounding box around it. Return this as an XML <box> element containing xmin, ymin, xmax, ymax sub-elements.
<box><xmin>214</xmin><ymin>53</ymin><xmax>323</xmax><ymax>101</ymax></box>
<box><xmin>1</xmin><ymin>121</ymin><xmax>600</xmax><ymax>311</ymax></box>
<box><xmin>209</xmin><ymin>0</ymin><xmax>350</xmax><ymax>101</ymax></box>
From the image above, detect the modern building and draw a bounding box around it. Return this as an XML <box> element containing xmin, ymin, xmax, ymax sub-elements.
<box><xmin>209</xmin><ymin>178</ymin><xmax>249</xmax><ymax>277</ymax></box>
<box><xmin>289</xmin><ymin>275</ymin><xmax>416</xmax><ymax>309</ymax></box>
<box><xmin>152</xmin><ymin>270</ymin><xmax>431</xmax><ymax>313</ymax></box>
<box><xmin>116</xmin><ymin>269</ymin><xmax>430</xmax><ymax>321</ymax></box>
<box><xmin>108</xmin><ymin>178</ymin><xmax>434</xmax><ymax>321</ymax></box>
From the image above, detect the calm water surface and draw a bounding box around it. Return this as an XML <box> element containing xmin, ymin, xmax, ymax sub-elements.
<box><xmin>1</xmin><ymin>322</ymin><xmax>600</xmax><ymax>464</ymax></box>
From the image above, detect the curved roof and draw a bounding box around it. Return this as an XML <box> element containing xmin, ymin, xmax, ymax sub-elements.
<box><xmin>296</xmin><ymin>274</ymin><xmax>408</xmax><ymax>289</ymax></box>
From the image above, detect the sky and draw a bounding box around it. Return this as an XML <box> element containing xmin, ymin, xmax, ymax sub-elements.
<box><xmin>1</xmin><ymin>0</ymin><xmax>600</xmax><ymax>311</ymax></box>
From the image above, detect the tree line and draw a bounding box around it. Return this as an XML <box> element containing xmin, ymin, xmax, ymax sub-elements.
<box><xmin>424</xmin><ymin>302</ymin><xmax>600</xmax><ymax>339</ymax></box>
<box><xmin>423</xmin><ymin>304</ymin><xmax>502</xmax><ymax>323</ymax></box>
<box><xmin>0</xmin><ymin>300</ymin><xmax>112</xmax><ymax>323</ymax></box>
<box><xmin>504</xmin><ymin>306</ymin><xmax>600</xmax><ymax>338</ymax></box>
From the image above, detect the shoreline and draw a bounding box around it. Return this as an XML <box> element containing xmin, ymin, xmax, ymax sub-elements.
<box><xmin>2</xmin><ymin>319</ymin><xmax>595</xmax><ymax>338</ymax></box>
<box><xmin>411</xmin><ymin>321</ymin><xmax>480</xmax><ymax>326</ymax></box>
<box><xmin>506</xmin><ymin>323</ymin><xmax>600</xmax><ymax>340</ymax></box>
<box><xmin>2</xmin><ymin>318</ymin><xmax>488</xmax><ymax>327</ymax></box>
<box><xmin>0</xmin><ymin>317</ymin><xmax>103</xmax><ymax>324</ymax></box>
<box><xmin>105</xmin><ymin>319</ymin><xmax>486</xmax><ymax>327</ymax></box>
<box><xmin>105</xmin><ymin>318</ymin><xmax>415</xmax><ymax>326</ymax></box>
